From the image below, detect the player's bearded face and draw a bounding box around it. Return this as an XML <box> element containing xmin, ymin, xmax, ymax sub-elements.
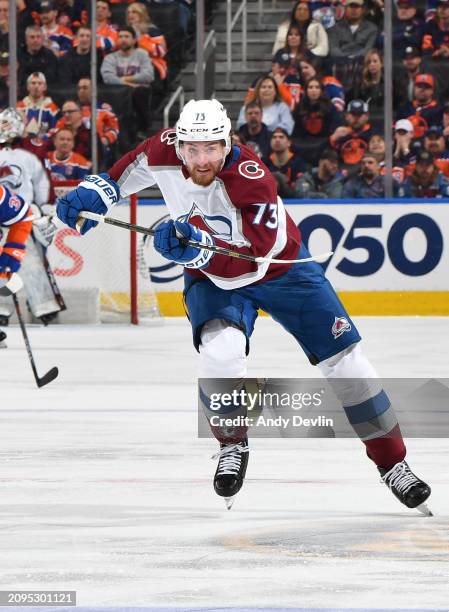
<box><xmin>182</xmin><ymin>141</ymin><xmax>226</xmax><ymax>186</ymax></box>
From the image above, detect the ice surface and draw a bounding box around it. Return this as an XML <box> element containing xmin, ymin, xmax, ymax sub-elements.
<box><xmin>0</xmin><ymin>317</ymin><xmax>448</xmax><ymax>609</ymax></box>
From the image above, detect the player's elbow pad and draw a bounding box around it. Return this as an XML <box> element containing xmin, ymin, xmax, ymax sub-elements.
<box><xmin>78</xmin><ymin>173</ymin><xmax>120</xmax><ymax>211</ymax></box>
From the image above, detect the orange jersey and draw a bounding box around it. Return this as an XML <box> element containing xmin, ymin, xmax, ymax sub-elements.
<box><xmin>96</xmin><ymin>23</ymin><xmax>118</xmax><ymax>53</ymax></box>
<box><xmin>47</xmin><ymin>151</ymin><xmax>91</xmax><ymax>181</ymax></box>
<box><xmin>80</xmin><ymin>102</ymin><xmax>120</xmax><ymax>145</ymax></box>
<box><xmin>137</xmin><ymin>27</ymin><xmax>168</xmax><ymax>80</ymax></box>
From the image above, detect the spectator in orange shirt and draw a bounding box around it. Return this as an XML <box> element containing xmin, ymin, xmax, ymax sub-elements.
<box><xmin>37</xmin><ymin>0</ymin><xmax>74</xmax><ymax>57</ymax></box>
<box><xmin>96</xmin><ymin>0</ymin><xmax>118</xmax><ymax>53</ymax></box>
<box><xmin>47</xmin><ymin>127</ymin><xmax>91</xmax><ymax>180</ymax></box>
<box><xmin>76</xmin><ymin>77</ymin><xmax>119</xmax><ymax>167</ymax></box>
<box><xmin>126</xmin><ymin>2</ymin><xmax>168</xmax><ymax>81</ymax></box>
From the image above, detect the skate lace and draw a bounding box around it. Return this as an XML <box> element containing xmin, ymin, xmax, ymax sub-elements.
<box><xmin>381</xmin><ymin>461</ymin><xmax>418</xmax><ymax>495</ymax></box>
<box><xmin>212</xmin><ymin>443</ymin><xmax>249</xmax><ymax>476</ymax></box>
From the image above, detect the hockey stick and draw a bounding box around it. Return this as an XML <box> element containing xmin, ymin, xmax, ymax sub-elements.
<box><xmin>76</xmin><ymin>211</ymin><xmax>333</xmax><ymax>265</ymax></box>
<box><xmin>12</xmin><ymin>293</ymin><xmax>59</xmax><ymax>388</ymax></box>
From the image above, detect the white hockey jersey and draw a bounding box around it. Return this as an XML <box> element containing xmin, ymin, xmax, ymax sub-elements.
<box><xmin>108</xmin><ymin>128</ymin><xmax>301</xmax><ymax>290</ymax></box>
<box><xmin>0</xmin><ymin>146</ymin><xmax>50</xmax><ymax>206</ymax></box>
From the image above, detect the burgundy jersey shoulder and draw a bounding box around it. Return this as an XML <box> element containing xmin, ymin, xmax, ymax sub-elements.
<box><xmin>218</xmin><ymin>143</ymin><xmax>278</xmax><ymax>207</ymax></box>
<box><xmin>146</xmin><ymin>128</ymin><xmax>182</xmax><ymax>167</ymax></box>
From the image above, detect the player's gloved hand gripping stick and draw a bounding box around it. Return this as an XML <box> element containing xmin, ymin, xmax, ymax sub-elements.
<box><xmin>58</xmin><ymin>173</ymin><xmax>333</xmax><ymax>265</ymax></box>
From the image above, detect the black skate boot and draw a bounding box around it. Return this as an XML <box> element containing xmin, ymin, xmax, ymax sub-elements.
<box><xmin>0</xmin><ymin>330</ymin><xmax>6</xmax><ymax>349</ymax></box>
<box><xmin>212</xmin><ymin>438</ymin><xmax>249</xmax><ymax>510</ymax></box>
<box><xmin>378</xmin><ymin>460</ymin><xmax>432</xmax><ymax>516</ymax></box>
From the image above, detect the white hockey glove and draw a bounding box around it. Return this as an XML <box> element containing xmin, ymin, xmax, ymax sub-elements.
<box><xmin>31</xmin><ymin>203</ymin><xmax>58</xmax><ymax>247</ymax></box>
<box><xmin>0</xmin><ymin>272</ymin><xmax>24</xmax><ymax>296</ymax></box>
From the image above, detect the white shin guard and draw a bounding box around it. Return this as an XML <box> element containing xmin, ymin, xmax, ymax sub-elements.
<box><xmin>318</xmin><ymin>342</ymin><xmax>383</xmax><ymax>407</ymax></box>
<box><xmin>199</xmin><ymin>319</ymin><xmax>247</xmax><ymax>378</ymax></box>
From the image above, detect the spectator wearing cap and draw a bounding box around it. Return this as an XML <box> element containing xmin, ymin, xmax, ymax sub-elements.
<box><xmin>330</xmin><ymin>99</ymin><xmax>374</xmax><ymax>170</ymax></box>
<box><xmin>397</xmin><ymin>72</ymin><xmax>443</xmax><ymax>138</ymax></box>
<box><xmin>237</xmin><ymin>76</ymin><xmax>294</xmax><ymax>135</ymax></box>
<box><xmin>394</xmin><ymin>118</ymin><xmax>416</xmax><ymax>171</ymax></box>
<box><xmin>16</xmin><ymin>72</ymin><xmax>59</xmax><ymax>138</ymax></box>
<box><xmin>422</xmin><ymin>0</ymin><xmax>449</xmax><ymax>59</ymax></box>
<box><xmin>18</xmin><ymin>25</ymin><xmax>59</xmax><ymax>86</ymax></box>
<box><xmin>327</xmin><ymin>0</ymin><xmax>379</xmax><ymax>78</ymax></box>
<box><xmin>294</xmin><ymin>148</ymin><xmax>344</xmax><ymax>198</ymax></box>
<box><xmin>272</xmin><ymin>1</ymin><xmax>329</xmax><ymax>57</ymax></box>
<box><xmin>101</xmin><ymin>27</ymin><xmax>154</xmax><ymax>137</ymax></box>
<box><xmin>423</xmin><ymin>125</ymin><xmax>449</xmax><ymax>158</ymax></box>
<box><xmin>393</xmin><ymin>0</ymin><xmax>425</xmax><ymax>52</ymax></box>
<box><xmin>47</xmin><ymin>127</ymin><xmax>91</xmax><ymax>181</ymax></box>
<box><xmin>394</xmin><ymin>45</ymin><xmax>426</xmax><ymax>106</ymax></box>
<box><xmin>262</xmin><ymin>127</ymin><xmax>307</xmax><ymax>197</ymax></box>
<box><xmin>96</xmin><ymin>0</ymin><xmax>118</xmax><ymax>53</ymax></box>
<box><xmin>37</xmin><ymin>0</ymin><xmax>74</xmax><ymax>57</ymax></box>
<box><xmin>238</xmin><ymin>101</ymin><xmax>273</xmax><ymax>159</ymax></box>
<box><xmin>399</xmin><ymin>149</ymin><xmax>449</xmax><ymax>196</ymax></box>
<box><xmin>342</xmin><ymin>152</ymin><xmax>396</xmax><ymax>198</ymax></box>
<box><xmin>59</xmin><ymin>26</ymin><xmax>103</xmax><ymax>85</ymax></box>
<box><xmin>292</xmin><ymin>76</ymin><xmax>342</xmax><ymax>164</ymax></box>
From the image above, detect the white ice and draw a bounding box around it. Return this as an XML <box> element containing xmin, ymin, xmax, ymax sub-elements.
<box><xmin>0</xmin><ymin>317</ymin><xmax>448</xmax><ymax>610</ymax></box>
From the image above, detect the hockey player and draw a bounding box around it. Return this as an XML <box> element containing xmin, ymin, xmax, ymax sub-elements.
<box><xmin>0</xmin><ymin>107</ymin><xmax>64</xmax><ymax>326</ymax></box>
<box><xmin>0</xmin><ymin>185</ymin><xmax>32</xmax><ymax>347</ymax></box>
<box><xmin>56</xmin><ymin>99</ymin><xmax>432</xmax><ymax>515</ymax></box>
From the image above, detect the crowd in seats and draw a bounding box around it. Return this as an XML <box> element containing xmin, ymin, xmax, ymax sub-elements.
<box><xmin>237</xmin><ymin>0</ymin><xmax>449</xmax><ymax>198</ymax></box>
<box><xmin>1</xmin><ymin>0</ymin><xmax>196</xmax><ymax>186</ymax></box>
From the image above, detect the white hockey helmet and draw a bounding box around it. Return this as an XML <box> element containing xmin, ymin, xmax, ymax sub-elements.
<box><xmin>0</xmin><ymin>107</ymin><xmax>25</xmax><ymax>143</ymax></box>
<box><xmin>175</xmin><ymin>99</ymin><xmax>232</xmax><ymax>163</ymax></box>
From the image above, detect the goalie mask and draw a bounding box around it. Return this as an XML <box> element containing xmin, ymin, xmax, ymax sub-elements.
<box><xmin>175</xmin><ymin>99</ymin><xmax>232</xmax><ymax>167</ymax></box>
<box><xmin>0</xmin><ymin>107</ymin><xmax>25</xmax><ymax>144</ymax></box>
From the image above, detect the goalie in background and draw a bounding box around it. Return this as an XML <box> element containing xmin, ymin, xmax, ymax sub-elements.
<box><xmin>0</xmin><ymin>185</ymin><xmax>32</xmax><ymax>347</ymax></box>
<box><xmin>0</xmin><ymin>107</ymin><xmax>66</xmax><ymax>327</ymax></box>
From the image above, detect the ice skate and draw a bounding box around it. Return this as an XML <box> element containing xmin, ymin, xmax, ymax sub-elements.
<box><xmin>0</xmin><ymin>330</ymin><xmax>6</xmax><ymax>348</ymax></box>
<box><xmin>378</xmin><ymin>460</ymin><xmax>432</xmax><ymax>516</ymax></box>
<box><xmin>212</xmin><ymin>438</ymin><xmax>249</xmax><ymax>510</ymax></box>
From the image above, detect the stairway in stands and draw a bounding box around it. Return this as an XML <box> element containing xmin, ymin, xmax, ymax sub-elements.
<box><xmin>179</xmin><ymin>0</ymin><xmax>292</xmax><ymax>127</ymax></box>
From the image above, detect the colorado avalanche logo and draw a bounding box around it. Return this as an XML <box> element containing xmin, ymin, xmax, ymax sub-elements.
<box><xmin>179</xmin><ymin>203</ymin><xmax>233</xmax><ymax>241</ymax></box>
<box><xmin>160</xmin><ymin>129</ymin><xmax>177</xmax><ymax>146</ymax></box>
<box><xmin>332</xmin><ymin>316</ymin><xmax>351</xmax><ymax>339</ymax></box>
<box><xmin>0</xmin><ymin>164</ymin><xmax>22</xmax><ymax>190</ymax></box>
<box><xmin>238</xmin><ymin>160</ymin><xmax>265</xmax><ymax>180</ymax></box>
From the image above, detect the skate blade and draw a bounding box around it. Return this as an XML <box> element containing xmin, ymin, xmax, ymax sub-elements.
<box><xmin>224</xmin><ymin>496</ymin><xmax>235</xmax><ymax>510</ymax></box>
<box><xmin>416</xmin><ymin>502</ymin><xmax>433</xmax><ymax>517</ymax></box>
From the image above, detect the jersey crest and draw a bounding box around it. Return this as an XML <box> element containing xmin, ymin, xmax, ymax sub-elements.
<box><xmin>179</xmin><ymin>202</ymin><xmax>233</xmax><ymax>241</ymax></box>
<box><xmin>0</xmin><ymin>164</ymin><xmax>22</xmax><ymax>190</ymax></box>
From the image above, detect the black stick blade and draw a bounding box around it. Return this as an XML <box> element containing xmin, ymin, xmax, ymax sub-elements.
<box><xmin>37</xmin><ymin>366</ymin><xmax>59</xmax><ymax>388</ymax></box>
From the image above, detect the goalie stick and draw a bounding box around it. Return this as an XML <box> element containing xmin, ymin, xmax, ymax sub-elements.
<box><xmin>12</xmin><ymin>293</ymin><xmax>59</xmax><ymax>388</ymax></box>
<box><xmin>76</xmin><ymin>211</ymin><xmax>333</xmax><ymax>265</ymax></box>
